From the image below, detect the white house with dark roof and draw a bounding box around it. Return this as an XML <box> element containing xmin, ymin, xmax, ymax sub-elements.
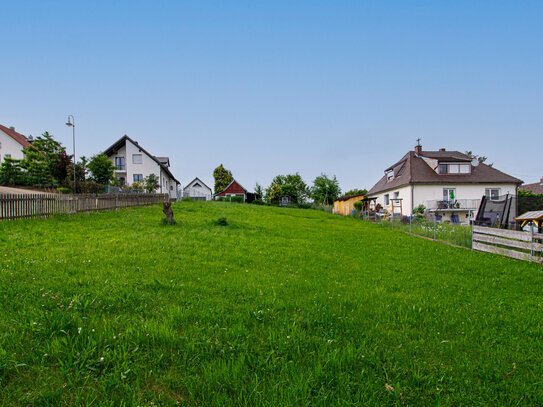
<box><xmin>0</xmin><ymin>124</ymin><xmax>32</xmax><ymax>163</ymax></box>
<box><xmin>103</xmin><ymin>135</ymin><xmax>180</xmax><ymax>200</ymax></box>
<box><xmin>366</xmin><ymin>142</ymin><xmax>522</xmax><ymax>223</ymax></box>
<box><xmin>183</xmin><ymin>177</ymin><xmax>213</xmax><ymax>201</ymax></box>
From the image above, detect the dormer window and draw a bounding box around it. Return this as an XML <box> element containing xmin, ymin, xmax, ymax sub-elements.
<box><xmin>386</xmin><ymin>170</ymin><xmax>394</xmax><ymax>181</ymax></box>
<box><xmin>439</xmin><ymin>163</ymin><xmax>470</xmax><ymax>174</ymax></box>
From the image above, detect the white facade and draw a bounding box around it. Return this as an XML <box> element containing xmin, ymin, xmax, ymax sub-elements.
<box><xmin>106</xmin><ymin>137</ymin><xmax>179</xmax><ymax>200</ymax></box>
<box><xmin>183</xmin><ymin>178</ymin><xmax>212</xmax><ymax>201</ymax></box>
<box><xmin>370</xmin><ymin>183</ymin><xmax>518</xmax><ymax>223</ymax></box>
<box><xmin>0</xmin><ymin>128</ymin><xmax>27</xmax><ymax>163</ymax></box>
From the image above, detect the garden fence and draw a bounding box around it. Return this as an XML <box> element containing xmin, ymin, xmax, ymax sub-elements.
<box><xmin>0</xmin><ymin>193</ymin><xmax>167</xmax><ymax>221</ymax></box>
<box><xmin>472</xmin><ymin>225</ymin><xmax>543</xmax><ymax>263</ymax></box>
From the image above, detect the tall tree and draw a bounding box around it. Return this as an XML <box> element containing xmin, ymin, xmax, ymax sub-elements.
<box><xmin>311</xmin><ymin>173</ymin><xmax>341</xmax><ymax>205</ymax></box>
<box><xmin>213</xmin><ymin>164</ymin><xmax>233</xmax><ymax>193</ymax></box>
<box><xmin>254</xmin><ymin>182</ymin><xmax>264</xmax><ymax>198</ymax></box>
<box><xmin>87</xmin><ymin>154</ymin><xmax>115</xmax><ymax>185</ymax></box>
<box><xmin>21</xmin><ymin>131</ymin><xmax>66</xmax><ymax>186</ymax></box>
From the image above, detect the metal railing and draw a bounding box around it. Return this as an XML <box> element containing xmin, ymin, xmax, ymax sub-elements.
<box><xmin>424</xmin><ymin>199</ymin><xmax>481</xmax><ymax>210</ymax></box>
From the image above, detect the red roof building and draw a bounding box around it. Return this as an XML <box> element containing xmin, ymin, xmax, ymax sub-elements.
<box><xmin>0</xmin><ymin>124</ymin><xmax>32</xmax><ymax>163</ymax></box>
<box><xmin>214</xmin><ymin>180</ymin><xmax>247</xmax><ymax>200</ymax></box>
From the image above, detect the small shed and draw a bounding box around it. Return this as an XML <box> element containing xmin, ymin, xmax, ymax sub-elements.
<box><xmin>279</xmin><ymin>196</ymin><xmax>291</xmax><ymax>206</ymax></box>
<box><xmin>333</xmin><ymin>194</ymin><xmax>365</xmax><ymax>216</ymax></box>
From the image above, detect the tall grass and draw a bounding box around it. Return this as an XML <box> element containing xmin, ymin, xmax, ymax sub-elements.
<box><xmin>0</xmin><ymin>202</ymin><xmax>541</xmax><ymax>405</ymax></box>
<box><xmin>378</xmin><ymin>217</ymin><xmax>473</xmax><ymax>248</ymax></box>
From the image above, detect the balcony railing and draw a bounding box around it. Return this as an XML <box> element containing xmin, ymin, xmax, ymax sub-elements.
<box><xmin>424</xmin><ymin>199</ymin><xmax>481</xmax><ymax>211</ymax></box>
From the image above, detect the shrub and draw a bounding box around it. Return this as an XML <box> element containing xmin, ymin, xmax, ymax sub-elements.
<box><xmin>182</xmin><ymin>196</ymin><xmax>192</xmax><ymax>202</ymax></box>
<box><xmin>229</xmin><ymin>196</ymin><xmax>244</xmax><ymax>203</ymax></box>
<box><xmin>57</xmin><ymin>187</ymin><xmax>71</xmax><ymax>194</ymax></box>
<box><xmin>353</xmin><ymin>201</ymin><xmax>363</xmax><ymax>211</ymax></box>
<box><xmin>213</xmin><ymin>217</ymin><xmax>228</xmax><ymax>226</ymax></box>
<box><xmin>413</xmin><ymin>204</ymin><xmax>426</xmax><ymax>215</ymax></box>
<box><xmin>296</xmin><ymin>203</ymin><xmax>312</xmax><ymax>209</ymax></box>
<box><xmin>252</xmin><ymin>199</ymin><xmax>265</xmax><ymax>205</ymax></box>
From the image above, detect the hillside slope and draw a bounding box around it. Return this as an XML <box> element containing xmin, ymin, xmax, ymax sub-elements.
<box><xmin>0</xmin><ymin>202</ymin><xmax>541</xmax><ymax>405</ymax></box>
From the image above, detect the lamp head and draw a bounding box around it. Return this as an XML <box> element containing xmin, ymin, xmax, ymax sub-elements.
<box><xmin>66</xmin><ymin>116</ymin><xmax>74</xmax><ymax>127</ymax></box>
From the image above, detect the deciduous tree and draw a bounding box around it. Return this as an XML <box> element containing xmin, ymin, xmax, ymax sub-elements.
<box><xmin>87</xmin><ymin>154</ymin><xmax>115</xmax><ymax>185</ymax></box>
<box><xmin>213</xmin><ymin>164</ymin><xmax>233</xmax><ymax>193</ymax></box>
<box><xmin>266</xmin><ymin>173</ymin><xmax>309</xmax><ymax>204</ymax></box>
<box><xmin>311</xmin><ymin>173</ymin><xmax>341</xmax><ymax>205</ymax></box>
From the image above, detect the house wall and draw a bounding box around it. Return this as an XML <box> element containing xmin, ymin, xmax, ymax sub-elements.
<box><xmin>184</xmin><ymin>181</ymin><xmax>212</xmax><ymax>201</ymax></box>
<box><xmin>0</xmin><ymin>130</ymin><xmax>26</xmax><ymax>163</ymax></box>
<box><xmin>369</xmin><ymin>185</ymin><xmax>413</xmax><ymax>216</ymax></box>
<box><xmin>369</xmin><ymin>183</ymin><xmax>518</xmax><ymax>223</ymax></box>
<box><xmin>108</xmin><ymin>139</ymin><xmax>178</xmax><ymax>199</ymax></box>
<box><xmin>413</xmin><ymin>183</ymin><xmax>517</xmax><ymax>206</ymax></box>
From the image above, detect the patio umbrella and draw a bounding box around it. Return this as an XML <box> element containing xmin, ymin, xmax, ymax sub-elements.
<box><xmin>450</xmin><ymin>190</ymin><xmax>455</xmax><ymax>200</ymax></box>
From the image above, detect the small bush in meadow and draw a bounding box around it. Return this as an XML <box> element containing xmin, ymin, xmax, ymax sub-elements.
<box><xmin>252</xmin><ymin>199</ymin><xmax>265</xmax><ymax>205</ymax></box>
<box><xmin>213</xmin><ymin>217</ymin><xmax>228</xmax><ymax>226</ymax></box>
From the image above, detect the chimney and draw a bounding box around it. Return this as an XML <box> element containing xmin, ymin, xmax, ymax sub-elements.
<box><xmin>9</xmin><ymin>126</ymin><xmax>15</xmax><ymax>131</ymax></box>
<box><xmin>414</xmin><ymin>139</ymin><xmax>422</xmax><ymax>155</ymax></box>
<box><xmin>540</xmin><ymin>177</ymin><xmax>543</xmax><ymax>184</ymax></box>
<box><xmin>439</xmin><ymin>148</ymin><xmax>446</xmax><ymax>152</ymax></box>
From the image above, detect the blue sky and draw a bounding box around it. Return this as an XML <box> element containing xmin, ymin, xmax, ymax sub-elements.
<box><xmin>1</xmin><ymin>1</ymin><xmax>542</xmax><ymax>191</ymax></box>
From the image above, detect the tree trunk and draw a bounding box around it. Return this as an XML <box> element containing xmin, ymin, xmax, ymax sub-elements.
<box><xmin>163</xmin><ymin>201</ymin><xmax>175</xmax><ymax>224</ymax></box>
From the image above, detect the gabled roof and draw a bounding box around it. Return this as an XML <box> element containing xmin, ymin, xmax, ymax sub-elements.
<box><xmin>0</xmin><ymin>124</ymin><xmax>32</xmax><ymax>148</ymax></box>
<box><xmin>214</xmin><ymin>179</ymin><xmax>247</xmax><ymax>196</ymax></box>
<box><xmin>154</xmin><ymin>156</ymin><xmax>170</xmax><ymax>166</ymax></box>
<box><xmin>368</xmin><ymin>149</ymin><xmax>522</xmax><ymax>196</ymax></box>
<box><xmin>103</xmin><ymin>135</ymin><xmax>180</xmax><ymax>184</ymax></box>
<box><xmin>184</xmin><ymin>177</ymin><xmax>212</xmax><ymax>192</ymax></box>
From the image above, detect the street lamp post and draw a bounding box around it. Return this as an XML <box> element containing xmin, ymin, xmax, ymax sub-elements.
<box><xmin>65</xmin><ymin>115</ymin><xmax>76</xmax><ymax>194</ymax></box>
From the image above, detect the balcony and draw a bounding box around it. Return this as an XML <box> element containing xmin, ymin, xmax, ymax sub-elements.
<box><xmin>424</xmin><ymin>199</ymin><xmax>481</xmax><ymax>211</ymax></box>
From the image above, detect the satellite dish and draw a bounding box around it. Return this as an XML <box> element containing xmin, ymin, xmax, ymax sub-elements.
<box><xmin>471</xmin><ymin>158</ymin><xmax>479</xmax><ymax>167</ymax></box>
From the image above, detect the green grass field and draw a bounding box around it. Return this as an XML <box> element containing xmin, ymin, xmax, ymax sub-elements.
<box><xmin>1</xmin><ymin>202</ymin><xmax>542</xmax><ymax>406</ymax></box>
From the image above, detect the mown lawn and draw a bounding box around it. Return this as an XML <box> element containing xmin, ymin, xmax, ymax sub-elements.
<box><xmin>0</xmin><ymin>201</ymin><xmax>542</xmax><ymax>406</ymax></box>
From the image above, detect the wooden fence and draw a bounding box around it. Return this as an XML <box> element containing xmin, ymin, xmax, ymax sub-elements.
<box><xmin>473</xmin><ymin>225</ymin><xmax>543</xmax><ymax>262</ymax></box>
<box><xmin>0</xmin><ymin>193</ymin><xmax>168</xmax><ymax>221</ymax></box>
